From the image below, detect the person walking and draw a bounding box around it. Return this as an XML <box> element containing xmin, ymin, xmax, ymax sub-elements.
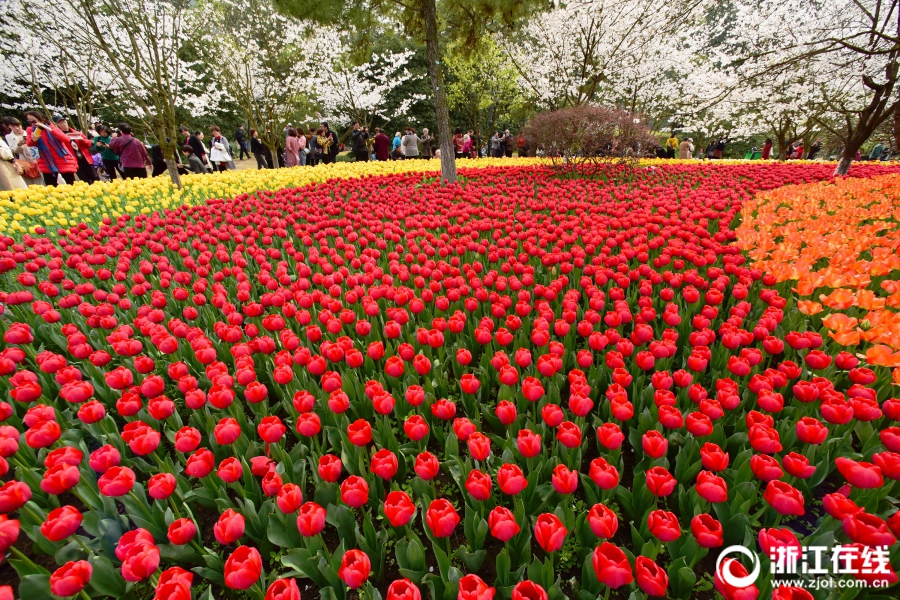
<box><xmin>761</xmin><ymin>138</ymin><xmax>773</xmax><ymax>160</ymax></box>
<box><xmin>93</xmin><ymin>125</ymin><xmax>121</xmax><ymax>179</ymax></box>
<box><xmin>321</xmin><ymin>122</ymin><xmax>339</xmax><ymax>164</ymax></box>
<box><xmin>401</xmin><ymin>128</ymin><xmax>419</xmax><ymax>159</ymax></box>
<box><xmin>517</xmin><ymin>132</ymin><xmax>528</xmax><ymax>157</ymax></box>
<box><xmin>665</xmin><ymin>133</ymin><xmax>679</xmax><ymax>158</ymax></box>
<box><xmin>373</xmin><ymin>128</ymin><xmax>390</xmax><ymax>161</ymax></box>
<box><xmin>351</xmin><ymin>122</ymin><xmax>369</xmax><ymax>162</ymax></box>
<box><xmin>53</xmin><ymin>115</ymin><xmax>97</xmax><ymax>183</ymax></box>
<box><xmin>24</xmin><ymin>110</ymin><xmax>79</xmax><ymax>185</ymax></box>
<box><xmin>235</xmin><ymin>125</ymin><xmax>249</xmax><ymax>160</ymax></box>
<box><xmin>3</xmin><ymin>116</ymin><xmax>42</xmax><ymax>185</ymax></box>
<box><xmin>420</xmin><ymin>128</ymin><xmax>433</xmax><ymax>158</ymax></box>
<box><xmin>109</xmin><ymin>123</ymin><xmax>151</xmax><ymax>179</ymax></box>
<box><xmin>208</xmin><ymin>126</ymin><xmax>232</xmax><ymax>172</ymax></box>
<box><xmin>249</xmin><ymin>129</ymin><xmax>267</xmax><ymax>169</ymax></box>
<box><xmin>678</xmin><ymin>137</ymin><xmax>694</xmax><ymax>159</ymax></box>
<box><xmin>284</xmin><ymin>128</ymin><xmax>301</xmax><ymax>167</ymax></box>
<box><xmin>461</xmin><ymin>133</ymin><xmax>472</xmax><ymax>159</ymax></box>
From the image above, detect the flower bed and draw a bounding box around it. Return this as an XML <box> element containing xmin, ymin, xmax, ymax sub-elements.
<box><xmin>0</xmin><ymin>158</ymin><xmax>877</xmax><ymax>236</ymax></box>
<box><xmin>0</xmin><ymin>163</ymin><xmax>899</xmax><ymax>600</ymax></box>
<box><xmin>737</xmin><ymin>174</ymin><xmax>900</xmax><ymax>375</ymax></box>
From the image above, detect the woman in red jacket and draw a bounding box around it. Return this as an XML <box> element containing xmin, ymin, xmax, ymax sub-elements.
<box><xmin>53</xmin><ymin>115</ymin><xmax>98</xmax><ymax>183</ymax></box>
<box><xmin>24</xmin><ymin>110</ymin><xmax>78</xmax><ymax>186</ymax></box>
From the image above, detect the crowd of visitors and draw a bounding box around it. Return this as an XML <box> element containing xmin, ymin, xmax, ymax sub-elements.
<box><xmin>20</xmin><ymin>108</ymin><xmax>868</xmax><ymax>190</ymax></box>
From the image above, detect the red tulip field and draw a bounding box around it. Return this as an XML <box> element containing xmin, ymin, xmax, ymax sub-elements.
<box><xmin>3</xmin><ymin>161</ymin><xmax>900</xmax><ymax>600</ymax></box>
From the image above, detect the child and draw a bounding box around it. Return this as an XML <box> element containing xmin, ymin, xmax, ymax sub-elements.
<box><xmin>183</xmin><ymin>145</ymin><xmax>207</xmax><ymax>174</ymax></box>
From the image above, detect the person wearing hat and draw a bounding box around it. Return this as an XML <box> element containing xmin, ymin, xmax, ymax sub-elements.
<box><xmin>53</xmin><ymin>114</ymin><xmax>98</xmax><ymax>183</ymax></box>
<box><xmin>23</xmin><ymin>110</ymin><xmax>79</xmax><ymax>186</ymax></box>
<box><xmin>678</xmin><ymin>137</ymin><xmax>694</xmax><ymax>159</ymax></box>
<box><xmin>320</xmin><ymin>122</ymin><xmax>339</xmax><ymax>164</ymax></box>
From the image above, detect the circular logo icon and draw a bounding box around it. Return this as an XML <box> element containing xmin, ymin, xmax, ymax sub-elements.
<box><xmin>715</xmin><ymin>545</ymin><xmax>761</xmax><ymax>588</ymax></box>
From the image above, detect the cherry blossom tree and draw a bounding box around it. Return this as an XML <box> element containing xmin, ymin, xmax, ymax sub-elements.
<box><xmin>22</xmin><ymin>0</ymin><xmax>221</xmax><ymax>187</ymax></box>
<box><xmin>499</xmin><ymin>0</ymin><xmax>711</xmax><ymax>131</ymax></box>
<box><xmin>0</xmin><ymin>0</ymin><xmax>113</xmax><ymax>131</ymax></box>
<box><xmin>191</xmin><ymin>0</ymin><xmax>314</xmax><ymax>164</ymax></box>
<box><xmin>307</xmin><ymin>31</ymin><xmax>424</xmax><ymax>132</ymax></box>
<box><xmin>724</xmin><ymin>0</ymin><xmax>900</xmax><ymax>173</ymax></box>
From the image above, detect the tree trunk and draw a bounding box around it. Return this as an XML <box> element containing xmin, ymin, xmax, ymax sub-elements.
<box><xmin>165</xmin><ymin>157</ymin><xmax>183</xmax><ymax>189</ymax></box>
<box><xmin>422</xmin><ymin>0</ymin><xmax>457</xmax><ymax>183</ymax></box>
<box><xmin>834</xmin><ymin>153</ymin><xmax>853</xmax><ymax>176</ymax></box>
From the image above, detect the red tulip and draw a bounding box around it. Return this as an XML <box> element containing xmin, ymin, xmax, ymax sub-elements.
<box><xmin>266</xmin><ymin>578</ymin><xmax>301</xmax><ymax>600</ymax></box>
<box><xmin>758</xmin><ymin>527</ymin><xmax>801</xmax><ymax>557</ymax></box>
<box><xmin>385</xmin><ymin>492</ymin><xmax>417</xmax><ymax>528</ymax></box>
<box><xmin>551</xmin><ymin>464</ymin><xmax>578</xmax><ymax>494</ymax></box>
<box><xmin>458</xmin><ymin>574</ymin><xmax>495</xmax><ymax>600</ymax></box>
<box><xmin>148</xmin><ymin>473</ymin><xmax>176</xmax><ymax>500</ymax></box>
<box><xmin>371</xmin><ymin>449</ymin><xmax>399</xmax><ymax>479</ymax></box>
<box><xmin>691</xmin><ymin>513</ymin><xmax>724</xmax><ymax>547</ymax></box>
<box><xmin>497</xmin><ymin>463</ymin><xmax>528</xmax><ymax>495</ymax></box>
<box><xmin>0</xmin><ymin>515</ymin><xmax>20</xmax><ymax>552</ymax></box>
<box><xmin>167</xmin><ymin>518</ymin><xmax>197</xmax><ymax>545</ymax></box>
<box><xmin>277</xmin><ymin>483</ymin><xmax>303</xmax><ymax>514</ymax></box>
<box><xmin>645</xmin><ymin>467</ymin><xmax>676</xmax><ymax>497</ymax></box>
<box><xmin>534</xmin><ymin>513</ymin><xmax>567</xmax><ymax>552</ymax></box>
<box><xmin>512</xmin><ymin>581</ymin><xmax>547</xmax><ymax>600</ymax></box>
<box><xmin>488</xmin><ymin>506</ymin><xmax>520</xmax><ymax>542</ymax></box>
<box><xmin>556</xmin><ymin>421</ymin><xmax>582</xmax><ymax>448</ymax></box>
<box><xmin>465</xmin><ymin>469</ymin><xmax>492</xmax><ymax>501</ymax></box>
<box><xmin>155</xmin><ymin>567</ymin><xmax>193</xmax><ymax>600</ymax></box>
<box><xmin>40</xmin><ymin>505</ymin><xmax>82</xmax><ymax>542</ymax></box>
<box><xmin>695</xmin><ymin>470</ymin><xmax>728</xmax><ymax>503</ymax></box>
<box><xmin>842</xmin><ymin>511</ymin><xmax>897</xmax><ymax>546</ymax></box>
<box><xmin>763</xmin><ymin>480</ymin><xmax>805</xmax><ymax>516</ymax></box>
<box><xmin>580</xmin><ymin>459</ymin><xmax>615</xmax><ymax>492</ymax></box>
<box><xmin>415</xmin><ymin>452</ymin><xmax>440</xmax><ymax>480</ymax></box>
<box><xmin>516</xmin><ymin>429</ymin><xmax>542</xmax><ymax>458</ymax></box>
<box><xmin>426</xmin><ymin>499</ymin><xmax>460</xmax><ymax>537</ymax></box>
<box><xmin>297</xmin><ymin>502</ymin><xmax>326</xmax><ymax>537</ymax></box>
<box><xmin>635</xmin><ymin>556</ymin><xmax>668</xmax><ymax>597</ymax></box>
<box><xmin>120</xmin><ymin>541</ymin><xmax>161</xmax><ymax>582</ymax></box>
<box><xmin>835</xmin><ymin>457</ymin><xmax>883</xmax><ymax>488</ymax></box>
<box><xmin>387</xmin><ymin>578</ymin><xmax>421</xmax><ymax>600</ymax></box>
<box><xmin>185</xmin><ymin>449</ymin><xmax>215</xmax><ymax>478</ymax></box>
<box><xmin>592</xmin><ymin>542</ymin><xmax>634</xmax><ymax>588</ymax></box>
<box><xmin>587</xmin><ymin>503</ymin><xmax>618</xmax><ymax>539</ymax></box>
<box><xmin>318</xmin><ymin>454</ymin><xmax>342</xmax><ymax>482</ymax></box>
<box><xmin>224</xmin><ymin>546</ymin><xmax>262</xmax><ymax>590</ymax></box>
<box><xmin>338</xmin><ymin>549</ymin><xmax>371</xmax><ymax>589</ymax></box>
<box><xmin>50</xmin><ymin>560</ymin><xmax>92</xmax><ymax>597</ymax></box>
<box><xmin>341</xmin><ymin>475</ymin><xmax>369</xmax><ymax>508</ymax></box>
<box><xmin>715</xmin><ymin>558</ymin><xmax>759</xmax><ymax>600</ymax></box>
<box><xmin>214</xmin><ymin>509</ymin><xmax>245</xmax><ymax>545</ymax></box>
